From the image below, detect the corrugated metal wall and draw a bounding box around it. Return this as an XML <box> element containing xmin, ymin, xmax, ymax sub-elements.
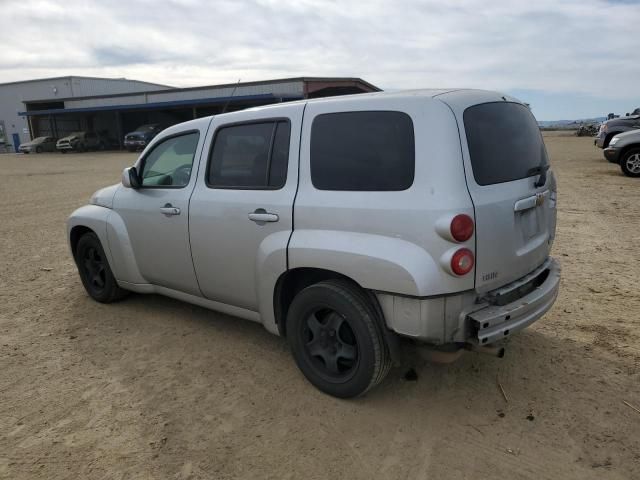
<box><xmin>0</xmin><ymin>76</ymin><xmax>168</xmax><ymax>147</ymax></box>
<box><xmin>64</xmin><ymin>81</ymin><xmax>303</xmax><ymax>109</ymax></box>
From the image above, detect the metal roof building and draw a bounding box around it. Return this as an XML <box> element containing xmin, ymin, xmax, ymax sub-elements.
<box><xmin>0</xmin><ymin>76</ymin><xmax>170</xmax><ymax>150</ymax></box>
<box><xmin>0</xmin><ymin>76</ymin><xmax>379</xmax><ymax>152</ymax></box>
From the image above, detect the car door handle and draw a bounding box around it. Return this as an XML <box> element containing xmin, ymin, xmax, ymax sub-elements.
<box><xmin>514</xmin><ymin>191</ymin><xmax>549</xmax><ymax>212</ymax></box>
<box><xmin>160</xmin><ymin>204</ymin><xmax>181</xmax><ymax>216</ymax></box>
<box><xmin>248</xmin><ymin>209</ymin><xmax>279</xmax><ymax>223</ymax></box>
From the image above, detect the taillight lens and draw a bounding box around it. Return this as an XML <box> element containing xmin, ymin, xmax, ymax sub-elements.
<box><xmin>451</xmin><ymin>248</ymin><xmax>474</xmax><ymax>275</ymax></box>
<box><xmin>450</xmin><ymin>214</ymin><xmax>474</xmax><ymax>242</ymax></box>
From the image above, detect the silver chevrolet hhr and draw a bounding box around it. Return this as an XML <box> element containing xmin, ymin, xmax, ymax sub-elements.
<box><xmin>68</xmin><ymin>89</ymin><xmax>560</xmax><ymax>398</ymax></box>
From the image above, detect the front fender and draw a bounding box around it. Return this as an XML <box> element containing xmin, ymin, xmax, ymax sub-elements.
<box><xmin>104</xmin><ymin>209</ymin><xmax>147</xmax><ymax>284</ymax></box>
<box><xmin>67</xmin><ymin>205</ymin><xmax>146</xmax><ymax>285</ymax></box>
<box><xmin>288</xmin><ymin>230</ymin><xmax>443</xmax><ymax>297</ymax></box>
<box><xmin>67</xmin><ymin>205</ymin><xmax>111</xmax><ymax>262</ymax></box>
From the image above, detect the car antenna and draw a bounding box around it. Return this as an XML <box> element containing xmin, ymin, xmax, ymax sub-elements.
<box><xmin>221</xmin><ymin>79</ymin><xmax>241</xmax><ymax>114</ymax></box>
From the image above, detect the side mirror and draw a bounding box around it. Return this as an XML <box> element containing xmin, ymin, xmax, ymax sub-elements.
<box><xmin>122</xmin><ymin>166</ymin><xmax>141</xmax><ymax>189</ymax></box>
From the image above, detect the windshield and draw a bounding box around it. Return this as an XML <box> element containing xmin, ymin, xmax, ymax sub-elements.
<box><xmin>464</xmin><ymin>102</ymin><xmax>548</xmax><ymax>186</ymax></box>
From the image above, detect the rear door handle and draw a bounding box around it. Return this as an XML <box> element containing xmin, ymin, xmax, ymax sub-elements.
<box><xmin>248</xmin><ymin>208</ymin><xmax>279</xmax><ymax>223</ymax></box>
<box><xmin>160</xmin><ymin>204</ymin><xmax>181</xmax><ymax>216</ymax></box>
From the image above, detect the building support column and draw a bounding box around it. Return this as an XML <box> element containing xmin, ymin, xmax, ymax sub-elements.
<box><xmin>115</xmin><ymin>111</ymin><xmax>123</xmax><ymax>150</ymax></box>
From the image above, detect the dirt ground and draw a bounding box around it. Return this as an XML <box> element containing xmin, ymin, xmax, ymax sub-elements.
<box><xmin>1</xmin><ymin>132</ymin><xmax>639</xmax><ymax>479</ymax></box>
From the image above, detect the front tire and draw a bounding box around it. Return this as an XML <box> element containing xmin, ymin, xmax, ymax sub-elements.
<box><xmin>74</xmin><ymin>232</ymin><xmax>128</xmax><ymax>303</ymax></box>
<box><xmin>286</xmin><ymin>280</ymin><xmax>391</xmax><ymax>398</ymax></box>
<box><xmin>620</xmin><ymin>148</ymin><xmax>640</xmax><ymax>178</ymax></box>
<box><xmin>35</xmin><ymin>146</ymin><xmax>42</xmax><ymax>153</ymax></box>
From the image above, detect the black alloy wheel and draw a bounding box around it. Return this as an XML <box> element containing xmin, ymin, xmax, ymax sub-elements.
<box><xmin>75</xmin><ymin>232</ymin><xmax>128</xmax><ymax>303</ymax></box>
<box><xmin>303</xmin><ymin>307</ymin><xmax>359</xmax><ymax>380</ymax></box>
<box><xmin>287</xmin><ymin>280</ymin><xmax>391</xmax><ymax>398</ymax></box>
<box><xmin>82</xmin><ymin>246</ymin><xmax>107</xmax><ymax>292</ymax></box>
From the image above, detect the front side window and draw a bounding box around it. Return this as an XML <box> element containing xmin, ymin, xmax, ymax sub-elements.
<box><xmin>140</xmin><ymin>132</ymin><xmax>199</xmax><ymax>188</ymax></box>
<box><xmin>310</xmin><ymin>111</ymin><xmax>415</xmax><ymax>191</ymax></box>
<box><xmin>208</xmin><ymin>121</ymin><xmax>290</xmax><ymax>189</ymax></box>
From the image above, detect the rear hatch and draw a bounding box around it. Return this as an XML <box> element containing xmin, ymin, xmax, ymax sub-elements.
<box><xmin>438</xmin><ymin>91</ymin><xmax>557</xmax><ymax>293</ymax></box>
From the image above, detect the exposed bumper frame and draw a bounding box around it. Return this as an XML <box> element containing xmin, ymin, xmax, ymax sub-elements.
<box><xmin>469</xmin><ymin>257</ymin><xmax>561</xmax><ymax>345</ymax></box>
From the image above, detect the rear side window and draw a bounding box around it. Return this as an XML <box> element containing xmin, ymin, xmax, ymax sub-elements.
<box><xmin>464</xmin><ymin>102</ymin><xmax>548</xmax><ymax>186</ymax></box>
<box><xmin>208</xmin><ymin>121</ymin><xmax>290</xmax><ymax>189</ymax></box>
<box><xmin>310</xmin><ymin>111</ymin><xmax>415</xmax><ymax>191</ymax></box>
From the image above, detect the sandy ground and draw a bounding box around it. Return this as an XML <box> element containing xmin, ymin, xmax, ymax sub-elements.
<box><xmin>1</xmin><ymin>133</ymin><xmax>639</xmax><ymax>479</ymax></box>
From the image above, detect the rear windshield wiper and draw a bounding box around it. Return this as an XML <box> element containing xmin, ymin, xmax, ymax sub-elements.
<box><xmin>527</xmin><ymin>164</ymin><xmax>550</xmax><ymax>188</ymax></box>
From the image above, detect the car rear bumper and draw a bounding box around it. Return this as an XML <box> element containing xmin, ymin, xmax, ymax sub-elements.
<box><xmin>468</xmin><ymin>257</ymin><xmax>561</xmax><ymax>345</ymax></box>
<box><xmin>376</xmin><ymin>257</ymin><xmax>560</xmax><ymax>345</ymax></box>
<box><xmin>595</xmin><ymin>135</ymin><xmax>606</xmax><ymax>148</ymax></box>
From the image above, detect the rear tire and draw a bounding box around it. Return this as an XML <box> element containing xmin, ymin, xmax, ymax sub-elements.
<box><xmin>620</xmin><ymin>148</ymin><xmax>640</xmax><ymax>177</ymax></box>
<box><xmin>74</xmin><ymin>232</ymin><xmax>128</xmax><ymax>303</ymax></box>
<box><xmin>286</xmin><ymin>279</ymin><xmax>391</xmax><ymax>398</ymax></box>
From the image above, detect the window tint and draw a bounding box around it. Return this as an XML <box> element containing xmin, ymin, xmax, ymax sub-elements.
<box><xmin>208</xmin><ymin>121</ymin><xmax>290</xmax><ymax>188</ymax></box>
<box><xmin>464</xmin><ymin>102</ymin><xmax>548</xmax><ymax>186</ymax></box>
<box><xmin>310</xmin><ymin>111</ymin><xmax>414</xmax><ymax>191</ymax></box>
<box><xmin>141</xmin><ymin>132</ymin><xmax>199</xmax><ymax>188</ymax></box>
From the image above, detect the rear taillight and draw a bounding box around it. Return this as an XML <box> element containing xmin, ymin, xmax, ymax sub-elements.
<box><xmin>450</xmin><ymin>214</ymin><xmax>474</xmax><ymax>242</ymax></box>
<box><xmin>451</xmin><ymin>248</ymin><xmax>474</xmax><ymax>276</ymax></box>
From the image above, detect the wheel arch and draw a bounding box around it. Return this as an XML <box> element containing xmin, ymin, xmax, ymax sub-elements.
<box><xmin>69</xmin><ymin>225</ymin><xmax>95</xmax><ymax>257</ymax></box>
<box><xmin>619</xmin><ymin>143</ymin><xmax>640</xmax><ymax>162</ymax></box>
<box><xmin>273</xmin><ymin>268</ymin><xmax>387</xmax><ymax>336</ymax></box>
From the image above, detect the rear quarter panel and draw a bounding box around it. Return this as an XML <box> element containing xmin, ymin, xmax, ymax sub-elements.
<box><xmin>290</xmin><ymin>94</ymin><xmax>475</xmax><ymax>296</ymax></box>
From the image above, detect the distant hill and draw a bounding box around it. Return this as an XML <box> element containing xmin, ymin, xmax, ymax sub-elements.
<box><xmin>538</xmin><ymin>117</ymin><xmax>606</xmax><ymax>128</ymax></box>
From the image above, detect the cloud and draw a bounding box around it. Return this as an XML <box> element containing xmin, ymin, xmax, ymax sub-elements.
<box><xmin>1</xmin><ymin>0</ymin><xmax>639</xmax><ymax>118</ymax></box>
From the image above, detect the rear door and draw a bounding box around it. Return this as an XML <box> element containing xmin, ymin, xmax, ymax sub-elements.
<box><xmin>188</xmin><ymin>103</ymin><xmax>304</xmax><ymax>311</ymax></box>
<box><xmin>438</xmin><ymin>92</ymin><xmax>557</xmax><ymax>293</ymax></box>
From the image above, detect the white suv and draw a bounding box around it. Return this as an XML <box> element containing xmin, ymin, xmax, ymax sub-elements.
<box><xmin>68</xmin><ymin>89</ymin><xmax>560</xmax><ymax>398</ymax></box>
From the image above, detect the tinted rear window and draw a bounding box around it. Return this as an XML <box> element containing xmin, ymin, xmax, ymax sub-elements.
<box><xmin>464</xmin><ymin>102</ymin><xmax>548</xmax><ymax>186</ymax></box>
<box><xmin>310</xmin><ymin>111</ymin><xmax>414</xmax><ymax>191</ymax></box>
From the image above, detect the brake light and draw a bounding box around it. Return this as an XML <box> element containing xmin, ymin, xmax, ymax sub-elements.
<box><xmin>450</xmin><ymin>214</ymin><xmax>474</xmax><ymax>242</ymax></box>
<box><xmin>451</xmin><ymin>248</ymin><xmax>474</xmax><ymax>275</ymax></box>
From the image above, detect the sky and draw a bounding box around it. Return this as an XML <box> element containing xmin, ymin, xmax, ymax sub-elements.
<box><xmin>1</xmin><ymin>0</ymin><xmax>639</xmax><ymax>120</ymax></box>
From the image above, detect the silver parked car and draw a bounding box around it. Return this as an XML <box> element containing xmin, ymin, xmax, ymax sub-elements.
<box><xmin>56</xmin><ymin>131</ymin><xmax>104</xmax><ymax>152</ymax></box>
<box><xmin>18</xmin><ymin>136</ymin><xmax>57</xmax><ymax>153</ymax></box>
<box><xmin>604</xmin><ymin>129</ymin><xmax>640</xmax><ymax>177</ymax></box>
<box><xmin>67</xmin><ymin>89</ymin><xmax>560</xmax><ymax>398</ymax></box>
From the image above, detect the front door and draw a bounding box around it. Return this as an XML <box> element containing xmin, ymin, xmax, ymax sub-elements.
<box><xmin>112</xmin><ymin>128</ymin><xmax>206</xmax><ymax>296</ymax></box>
<box><xmin>189</xmin><ymin>104</ymin><xmax>304</xmax><ymax>311</ymax></box>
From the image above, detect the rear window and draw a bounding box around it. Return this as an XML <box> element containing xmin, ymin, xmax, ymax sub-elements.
<box><xmin>464</xmin><ymin>102</ymin><xmax>548</xmax><ymax>186</ymax></box>
<box><xmin>310</xmin><ymin>111</ymin><xmax>414</xmax><ymax>191</ymax></box>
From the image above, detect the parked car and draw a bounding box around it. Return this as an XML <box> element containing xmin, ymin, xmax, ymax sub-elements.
<box><xmin>56</xmin><ymin>131</ymin><xmax>105</xmax><ymax>152</ymax></box>
<box><xmin>123</xmin><ymin>124</ymin><xmax>164</xmax><ymax>152</ymax></box>
<box><xmin>67</xmin><ymin>89</ymin><xmax>560</xmax><ymax>398</ymax></box>
<box><xmin>595</xmin><ymin>110</ymin><xmax>640</xmax><ymax>149</ymax></box>
<box><xmin>18</xmin><ymin>136</ymin><xmax>57</xmax><ymax>153</ymax></box>
<box><xmin>604</xmin><ymin>130</ymin><xmax>640</xmax><ymax>177</ymax></box>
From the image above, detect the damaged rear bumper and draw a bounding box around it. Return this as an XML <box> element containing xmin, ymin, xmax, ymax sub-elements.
<box><xmin>469</xmin><ymin>257</ymin><xmax>561</xmax><ymax>345</ymax></box>
<box><xmin>376</xmin><ymin>257</ymin><xmax>561</xmax><ymax>346</ymax></box>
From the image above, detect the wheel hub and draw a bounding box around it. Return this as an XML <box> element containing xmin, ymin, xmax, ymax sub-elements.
<box><xmin>303</xmin><ymin>310</ymin><xmax>358</xmax><ymax>377</ymax></box>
